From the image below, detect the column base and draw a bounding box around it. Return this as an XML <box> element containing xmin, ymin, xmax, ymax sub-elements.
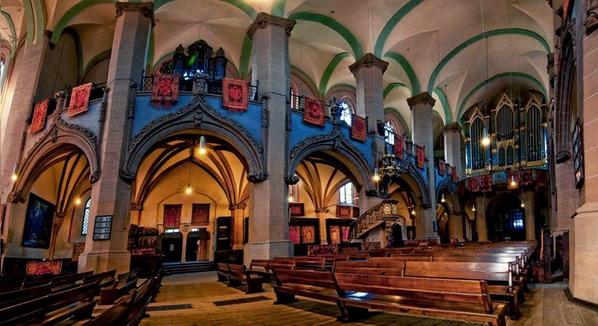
<box><xmin>568</xmin><ymin>203</ymin><xmax>598</xmax><ymax>305</ymax></box>
<box><xmin>243</xmin><ymin>241</ymin><xmax>293</xmax><ymax>266</ymax></box>
<box><xmin>77</xmin><ymin>250</ymin><xmax>131</xmax><ymax>274</ymax></box>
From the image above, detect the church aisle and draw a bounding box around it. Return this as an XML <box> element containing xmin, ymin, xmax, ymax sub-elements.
<box><xmin>142</xmin><ymin>272</ymin><xmax>598</xmax><ymax>326</ymax></box>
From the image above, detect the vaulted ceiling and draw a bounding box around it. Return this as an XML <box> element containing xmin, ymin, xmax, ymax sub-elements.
<box><xmin>0</xmin><ymin>0</ymin><xmax>553</xmax><ymax>125</ymax></box>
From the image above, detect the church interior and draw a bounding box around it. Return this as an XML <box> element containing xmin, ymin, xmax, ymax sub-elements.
<box><xmin>0</xmin><ymin>0</ymin><xmax>597</xmax><ymax>325</ymax></box>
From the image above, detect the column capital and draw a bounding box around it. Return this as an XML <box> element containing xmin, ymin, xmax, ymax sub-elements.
<box><xmin>247</xmin><ymin>12</ymin><xmax>296</xmax><ymax>39</ymax></box>
<box><xmin>442</xmin><ymin>122</ymin><xmax>462</xmax><ymax>134</ymax></box>
<box><xmin>115</xmin><ymin>2</ymin><xmax>154</xmax><ymax>25</ymax></box>
<box><xmin>349</xmin><ymin>53</ymin><xmax>389</xmax><ymax>74</ymax></box>
<box><xmin>407</xmin><ymin>92</ymin><xmax>435</xmax><ymax>108</ymax></box>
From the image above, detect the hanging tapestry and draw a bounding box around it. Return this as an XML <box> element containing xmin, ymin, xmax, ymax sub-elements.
<box><xmin>289</xmin><ymin>203</ymin><xmax>305</xmax><ymax>216</ymax></box>
<box><xmin>26</xmin><ymin>260</ymin><xmax>62</xmax><ymax>275</ymax></box>
<box><xmin>301</xmin><ymin>225</ymin><xmax>316</xmax><ymax>244</ymax></box>
<box><xmin>341</xmin><ymin>226</ymin><xmax>350</xmax><ymax>242</ymax></box>
<box><xmin>438</xmin><ymin>160</ymin><xmax>446</xmax><ymax>176</ymax></box>
<box><xmin>222</xmin><ymin>78</ymin><xmax>249</xmax><ymax>112</ymax></box>
<box><xmin>351</xmin><ymin>115</ymin><xmax>367</xmax><ymax>142</ymax></box>
<box><xmin>192</xmin><ymin>204</ymin><xmax>210</xmax><ymax>226</ymax></box>
<box><xmin>466</xmin><ymin>177</ymin><xmax>480</xmax><ymax>192</ymax></box>
<box><xmin>480</xmin><ymin>175</ymin><xmax>493</xmax><ymax>192</ymax></box>
<box><xmin>451</xmin><ymin>166</ymin><xmax>458</xmax><ymax>182</ymax></box>
<box><xmin>68</xmin><ymin>83</ymin><xmax>92</xmax><ymax>117</ymax></box>
<box><xmin>30</xmin><ymin>99</ymin><xmax>49</xmax><ymax>133</ymax></box>
<box><xmin>163</xmin><ymin>204</ymin><xmax>182</xmax><ymax>227</ymax></box>
<box><xmin>519</xmin><ymin>170</ymin><xmax>533</xmax><ymax>186</ymax></box>
<box><xmin>416</xmin><ymin>145</ymin><xmax>425</xmax><ymax>168</ymax></box>
<box><xmin>151</xmin><ymin>74</ymin><xmax>179</xmax><ymax>103</ymax></box>
<box><xmin>289</xmin><ymin>225</ymin><xmax>301</xmax><ymax>244</ymax></box>
<box><xmin>394</xmin><ymin>134</ymin><xmax>404</xmax><ymax>158</ymax></box>
<box><xmin>303</xmin><ymin>97</ymin><xmax>326</xmax><ymax>127</ymax></box>
<box><xmin>329</xmin><ymin>226</ymin><xmax>341</xmax><ymax>244</ymax></box>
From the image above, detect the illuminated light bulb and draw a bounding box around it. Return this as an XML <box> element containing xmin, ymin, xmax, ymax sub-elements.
<box><xmin>185</xmin><ymin>185</ymin><xmax>193</xmax><ymax>195</ymax></box>
<box><xmin>11</xmin><ymin>173</ymin><xmax>17</xmax><ymax>182</ymax></box>
<box><xmin>411</xmin><ymin>209</ymin><xmax>416</xmax><ymax>216</ymax></box>
<box><xmin>288</xmin><ymin>196</ymin><xmax>294</xmax><ymax>203</ymax></box>
<box><xmin>521</xmin><ymin>202</ymin><xmax>525</xmax><ymax>208</ymax></box>
<box><xmin>481</xmin><ymin>137</ymin><xmax>491</xmax><ymax>147</ymax></box>
<box><xmin>440</xmin><ymin>193</ymin><xmax>446</xmax><ymax>203</ymax></box>
<box><xmin>75</xmin><ymin>197</ymin><xmax>82</xmax><ymax>206</ymax></box>
<box><xmin>372</xmin><ymin>168</ymin><xmax>381</xmax><ymax>182</ymax></box>
<box><xmin>198</xmin><ymin>135</ymin><xmax>207</xmax><ymax>155</ymax></box>
<box><xmin>472</xmin><ymin>205</ymin><xmax>476</xmax><ymax>212</ymax></box>
<box><xmin>510</xmin><ymin>178</ymin><xmax>518</xmax><ymax>187</ymax></box>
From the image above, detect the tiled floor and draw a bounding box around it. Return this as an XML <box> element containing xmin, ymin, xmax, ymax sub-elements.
<box><xmin>142</xmin><ymin>272</ymin><xmax>598</xmax><ymax>326</ymax></box>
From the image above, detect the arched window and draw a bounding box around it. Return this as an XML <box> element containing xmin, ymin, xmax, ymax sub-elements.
<box><xmin>81</xmin><ymin>198</ymin><xmax>91</xmax><ymax>235</ymax></box>
<box><xmin>469</xmin><ymin>116</ymin><xmax>486</xmax><ymax>170</ymax></box>
<box><xmin>507</xmin><ymin>146</ymin><xmax>514</xmax><ymax>165</ymax></box>
<box><xmin>384</xmin><ymin>121</ymin><xmax>395</xmax><ymax>145</ymax></box>
<box><xmin>290</xmin><ymin>81</ymin><xmax>299</xmax><ymax>109</ymax></box>
<box><xmin>339</xmin><ymin>101</ymin><xmax>353</xmax><ymax>126</ymax></box>
<box><xmin>339</xmin><ymin>182</ymin><xmax>354</xmax><ymax>205</ymax></box>
<box><xmin>498</xmin><ymin>147</ymin><xmax>506</xmax><ymax>166</ymax></box>
<box><xmin>526</xmin><ymin>105</ymin><xmax>542</xmax><ymax>161</ymax></box>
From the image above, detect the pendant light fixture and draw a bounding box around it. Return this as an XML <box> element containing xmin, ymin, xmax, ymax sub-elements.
<box><xmin>198</xmin><ymin>135</ymin><xmax>207</xmax><ymax>156</ymax></box>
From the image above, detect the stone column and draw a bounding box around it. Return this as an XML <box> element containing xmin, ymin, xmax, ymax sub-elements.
<box><xmin>0</xmin><ymin>39</ymin><xmax>49</xmax><ymax>202</ymax></box>
<box><xmin>180</xmin><ymin>230</ymin><xmax>188</xmax><ymax>263</ymax></box>
<box><xmin>443</xmin><ymin>122</ymin><xmax>463</xmax><ymax>178</ymax></box>
<box><xmin>408</xmin><ymin>92</ymin><xmax>437</xmax><ymax>240</ymax></box>
<box><xmin>78</xmin><ymin>2</ymin><xmax>153</xmax><ymax>274</ymax></box>
<box><xmin>448</xmin><ymin>213</ymin><xmax>464</xmax><ymax>242</ymax></box>
<box><xmin>569</xmin><ymin>3</ymin><xmax>598</xmax><ymax>304</ymax></box>
<box><xmin>522</xmin><ymin>191</ymin><xmax>536</xmax><ymax>241</ymax></box>
<box><xmin>231</xmin><ymin>205</ymin><xmax>245</xmax><ymax>250</ymax></box>
<box><xmin>349</xmin><ymin>53</ymin><xmax>388</xmax><ymax>135</ymax></box>
<box><xmin>244</xmin><ymin>13</ymin><xmax>296</xmax><ymax>265</ymax></box>
<box><xmin>316</xmin><ymin>211</ymin><xmax>328</xmax><ymax>244</ymax></box>
<box><xmin>475</xmin><ymin>197</ymin><xmax>488</xmax><ymax>242</ymax></box>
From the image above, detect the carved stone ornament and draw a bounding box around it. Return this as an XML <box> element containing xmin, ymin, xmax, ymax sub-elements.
<box><xmin>115</xmin><ymin>2</ymin><xmax>155</xmax><ymax>26</ymax></box>
<box><xmin>407</xmin><ymin>92</ymin><xmax>436</xmax><ymax>108</ymax></box>
<box><xmin>585</xmin><ymin>0</ymin><xmax>598</xmax><ymax>34</ymax></box>
<box><xmin>349</xmin><ymin>53</ymin><xmax>389</xmax><ymax>74</ymax></box>
<box><xmin>124</xmin><ymin>91</ymin><xmax>267</xmax><ymax>184</ymax></box>
<box><xmin>247</xmin><ymin>12</ymin><xmax>296</xmax><ymax>39</ymax></box>
<box><xmin>441</xmin><ymin>122</ymin><xmax>461</xmax><ymax>134</ymax></box>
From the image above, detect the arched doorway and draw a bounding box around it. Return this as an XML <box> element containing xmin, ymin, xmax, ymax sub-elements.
<box><xmin>131</xmin><ymin>132</ymin><xmax>252</xmax><ymax>263</ymax></box>
<box><xmin>486</xmin><ymin>193</ymin><xmax>526</xmax><ymax>241</ymax></box>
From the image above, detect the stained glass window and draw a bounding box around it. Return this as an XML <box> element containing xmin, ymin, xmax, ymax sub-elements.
<box><xmin>81</xmin><ymin>198</ymin><xmax>91</xmax><ymax>235</ymax></box>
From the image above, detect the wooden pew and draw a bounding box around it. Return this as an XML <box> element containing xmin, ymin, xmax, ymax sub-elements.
<box><xmin>227</xmin><ymin>264</ymin><xmax>267</xmax><ymax>294</ymax></box>
<box><xmin>0</xmin><ymin>283</ymin><xmax>51</xmax><ymax>307</ymax></box>
<box><xmin>334</xmin><ymin>260</ymin><xmax>405</xmax><ymax>276</ymax></box>
<box><xmin>99</xmin><ymin>272</ymin><xmax>139</xmax><ymax>304</ymax></box>
<box><xmin>82</xmin><ymin>269</ymin><xmax>116</xmax><ymax>288</ymax></box>
<box><xmin>216</xmin><ymin>262</ymin><xmax>230</xmax><ymax>282</ymax></box>
<box><xmin>0</xmin><ymin>283</ymin><xmax>98</xmax><ymax>326</ymax></box>
<box><xmin>403</xmin><ymin>261</ymin><xmax>522</xmax><ymax>318</ymax></box>
<box><xmin>81</xmin><ymin>293</ymin><xmax>133</xmax><ymax>326</ymax></box>
<box><xmin>334</xmin><ymin>272</ymin><xmax>506</xmax><ymax>326</ymax></box>
<box><xmin>272</xmin><ymin>269</ymin><xmax>338</xmax><ymax>304</ymax></box>
<box><xmin>291</xmin><ymin>257</ymin><xmax>326</xmax><ymax>270</ymax></box>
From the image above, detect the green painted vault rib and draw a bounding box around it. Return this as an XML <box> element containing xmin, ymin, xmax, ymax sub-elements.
<box><xmin>220</xmin><ymin>0</ymin><xmax>257</xmax><ymax>19</ymax></box>
<box><xmin>427</xmin><ymin>28</ymin><xmax>550</xmax><ymax>93</ymax></box>
<box><xmin>271</xmin><ymin>0</ymin><xmax>286</xmax><ymax>17</ymax></box>
<box><xmin>383</xmin><ymin>82</ymin><xmax>409</xmax><ymax>99</ymax></box>
<box><xmin>31</xmin><ymin>0</ymin><xmax>46</xmax><ymax>44</ymax></box>
<box><xmin>433</xmin><ymin>87</ymin><xmax>452</xmax><ymax>124</ymax></box>
<box><xmin>457</xmin><ymin>71</ymin><xmax>547</xmax><ymax>119</ymax></box>
<box><xmin>384</xmin><ymin>51</ymin><xmax>420</xmax><ymax>95</ymax></box>
<box><xmin>23</xmin><ymin>0</ymin><xmax>36</xmax><ymax>44</ymax></box>
<box><xmin>319</xmin><ymin>52</ymin><xmax>350</xmax><ymax>97</ymax></box>
<box><xmin>374</xmin><ymin>0</ymin><xmax>422</xmax><ymax>57</ymax></box>
<box><xmin>51</xmin><ymin>0</ymin><xmax>114</xmax><ymax>45</ymax></box>
<box><xmin>288</xmin><ymin>11</ymin><xmax>363</xmax><ymax>58</ymax></box>
<box><xmin>1</xmin><ymin>11</ymin><xmax>17</xmax><ymax>54</ymax></box>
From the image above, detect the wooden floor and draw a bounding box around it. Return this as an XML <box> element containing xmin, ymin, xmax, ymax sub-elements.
<box><xmin>142</xmin><ymin>272</ymin><xmax>598</xmax><ymax>326</ymax></box>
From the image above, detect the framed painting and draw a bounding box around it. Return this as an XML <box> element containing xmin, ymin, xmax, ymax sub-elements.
<box><xmin>22</xmin><ymin>193</ymin><xmax>55</xmax><ymax>248</ymax></box>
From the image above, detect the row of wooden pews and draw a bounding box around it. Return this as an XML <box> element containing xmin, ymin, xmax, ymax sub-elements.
<box><xmin>261</xmin><ymin>241</ymin><xmax>534</xmax><ymax>326</ymax></box>
<box><xmin>0</xmin><ymin>268</ymin><xmax>163</xmax><ymax>326</ymax></box>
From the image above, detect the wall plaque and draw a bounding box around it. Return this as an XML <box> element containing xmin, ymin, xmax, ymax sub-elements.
<box><xmin>93</xmin><ymin>215</ymin><xmax>113</xmax><ymax>240</ymax></box>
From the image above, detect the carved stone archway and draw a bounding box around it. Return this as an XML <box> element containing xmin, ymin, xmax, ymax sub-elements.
<box><xmin>124</xmin><ymin>96</ymin><xmax>267</xmax><ymax>182</ymax></box>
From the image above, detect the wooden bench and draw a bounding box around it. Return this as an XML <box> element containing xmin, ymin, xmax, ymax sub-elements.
<box><xmin>404</xmin><ymin>261</ymin><xmax>522</xmax><ymax>318</ymax></box>
<box><xmin>292</xmin><ymin>256</ymin><xmax>326</xmax><ymax>270</ymax></box>
<box><xmin>82</xmin><ymin>269</ymin><xmax>116</xmax><ymax>288</ymax></box>
<box><xmin>273</xmin><ymin>268</ymin><xmax>339</xmax><ymax>305</ymax></box>
<box><xmin>0</xmin><ymin>283</ymin><xmax>51</xmax><ymax>307</ymax></box>
<box><xmin>81</xmin><ymin>293</ymin><xmax>133</xmax><ymax>326</ymax></box>
<box><xmin>334</xmin><ymin>260</ymin><xmax>405</xmax><ymax>276</ymax></box>
<box><xmin>99</xmin><ymin>272</ymin><xmax>139</xmax><ymax>304</ymax></box>
<box><xmin>0</xmin><ymin>282</ymin><xmax>98</xmax><ymax>326</ymax></box>
<box><xmin>217</xmin><ymin>262</ymin><xmax>230</xmax><ymax>282</ymax></box>
<box><xmin>334</xmin><ymin>272</ymin><xmax>506</xmax><ymax>326</ymax></box>
<box><xmin>227</xmin><ymin>263</ymin><xmax>267</xmax><ymax>294</ymax></box>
